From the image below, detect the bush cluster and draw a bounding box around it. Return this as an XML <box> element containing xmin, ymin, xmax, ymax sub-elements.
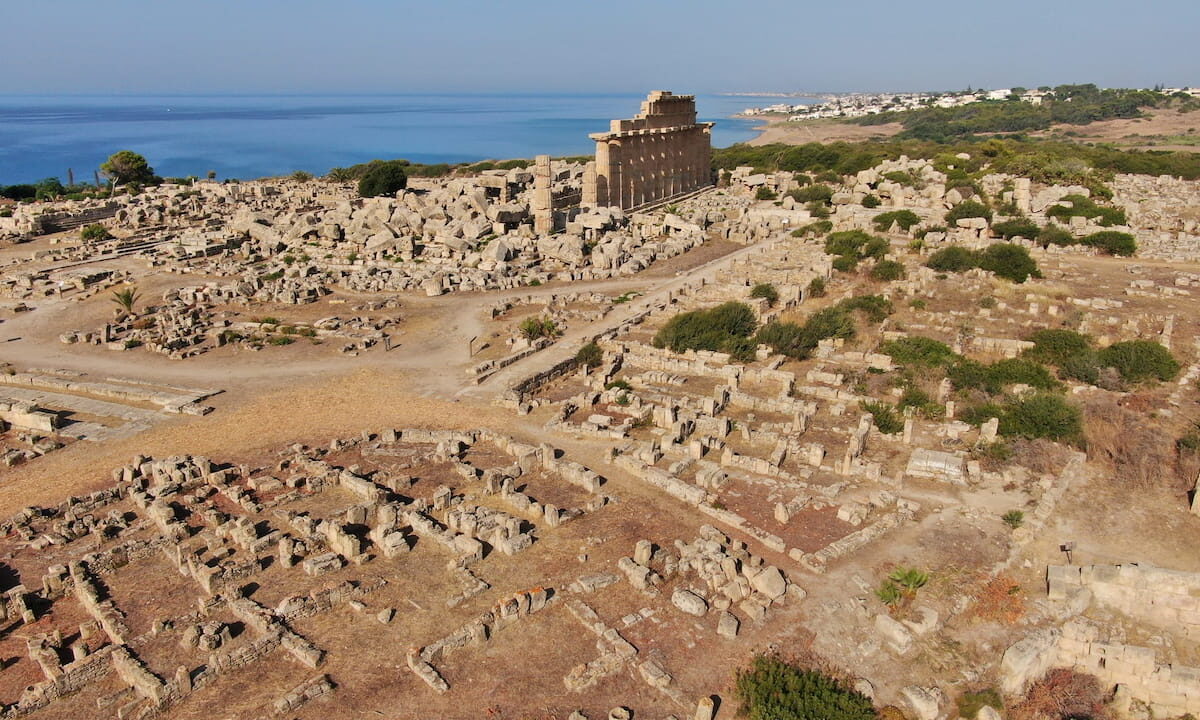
<box><xmin>880</xmin><ymin>336</ymin><xmax>958</xmax><ymax>367</ymax></box>
<box><xmin>575</xmin><ymin>342</ymin><xmax>603</xmax><ymax>368</ymax></box>
<box><xmin>653</xmin><ymin>302</ymin><xmax>758</xmax><ymax>362</ymax></box>
<box><xmin>80</xmin><ymin>223</ymin><xmax>112</xmax><ymax>242</ymax></box>
<box><xmin>824</xmin><ymin>230</ymin><xmax>889</xmax><ymax>272</ymax></box>
<box><xmin>1046</xmin><ymin>194</ymin><xmax>1127</xmax><ymax>226</ymax></box>
<box><xmin>756</xmin><ymin>295</ymin><xmax>892</xmax><ymax>359</ymax></box>
<box><xmin>991</xmin><ymin>218</ymin><xmax>1040</xmax><ymax>240</ymax></box>
<box><xmin>735</xmin><ymin>655</ymin><xmax>877</xmax><ymax>720</ymax></box>
<box><xmin>945</xmin><ymin>200</ymin><xmax>993</xmax><ymax>225</ymax></box>
<box><xmin>1022</xmin><ymin>331</ymin><xmax>1178</xmax><ymax>385</ymax></box>
<box><xmin>962</xmin><ymin>393</ymin><xmax>1083</xmax><ymax>441</ymax></box>
<box><xmin>791</xmin><ymin>220</ymin><xmax>833</xmax><ymax>238</ymax></box>
<box><xmin>949</xmin><ymin>357</ymin><xmax>1061</xmax><ymax>394</ymax></box>
<box><xmin>869</xmin><ymin>259</ymin><xmax>906</xmax><ymax>282</ymax></box>
<box><xmin>787</xmin><ymin>184</ymin><xmax>834</xmax><ymax>204</ymax></box>
<box><xmin>357</xmin><ymin>161</ymin><xmax>409</xmax><ymax>197</ymax></box>
<box><xmin>1097</xmin><ymin>340</ymin><xmax>1180</xmax><ymax>382</ymax></box>
<box><xmin>750</xmin><ymin>283</ymin><xmax>780</xmax><ymax>307</ymax></box>
<box><xmin>872</xmin><ymin>210</ymin><xmax>921</xmax><ymax>232</ymax></box>
<box><xmin>862</xmin><ymin>401</ymin><xmax>904</xmax><ymax>434</ymax></box>
<box><xmin>926</xmin><ymin>243</ymin><xmax>1041</xmax><ymax>283</ymax></box>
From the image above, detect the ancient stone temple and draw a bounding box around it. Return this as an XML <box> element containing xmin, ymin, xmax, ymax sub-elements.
<box><xmin>584</xmin><ymin>91</ymin><xmax>714</xmax><ymax>211</ymax></box>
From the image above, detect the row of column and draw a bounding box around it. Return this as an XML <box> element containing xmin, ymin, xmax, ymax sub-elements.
<box><xmin>594</xmin><ymin>126</ymin><xmax>711</xmax><ymax>210</ymax></box>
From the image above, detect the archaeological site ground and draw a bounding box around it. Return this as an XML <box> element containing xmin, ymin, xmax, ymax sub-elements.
<box><xmin>1</xmin><ymin>91</ymin><xmax>1200</xmax><ymax>720</ymax></box>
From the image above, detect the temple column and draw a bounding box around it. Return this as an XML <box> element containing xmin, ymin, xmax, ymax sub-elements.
<box><xmin>607</xmin><ymin>140</ymin><xmax>622</xmax><ymax>209</ymax></box>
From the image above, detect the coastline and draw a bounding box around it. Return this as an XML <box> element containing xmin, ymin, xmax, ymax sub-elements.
<box><xmin>738</xmin><ymin>115</ymin><xmax>906</xmax><ymax>146</ymax></box>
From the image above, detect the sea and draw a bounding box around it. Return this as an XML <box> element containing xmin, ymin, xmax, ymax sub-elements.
<box><xmin>0</xmin><ymin>93</ymin><xmax>812</xmax><ymax>185</ymax></box>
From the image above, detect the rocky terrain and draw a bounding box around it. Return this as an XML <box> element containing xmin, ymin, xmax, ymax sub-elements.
<box><xmin>1</xmin><ymin>153</ymin><xmax>1199</xmax><ymax>720</ymax></box>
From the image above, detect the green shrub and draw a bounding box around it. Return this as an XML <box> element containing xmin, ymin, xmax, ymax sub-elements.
<box><xmin>837</xmin><ymin>295</ymin><xmax>894</xmax><ymax>322</ymax></box>
<box><xmin>875</xmin><ymin>581</ymin><xmax>902</xmax><ymax>606</ymax></box>
<box><xmin>960</xmin><ymin>402</ymin><xmax>1005</xmax><ymax>427</ymax></box>
<box><xmin>735</xmin><ymin>655</ymin><xmax>877</xmax><ymax>720</ymax></box>
<box><xmin>755</xmin><ymin>186</ymin><xmax>778</xmax><ymax>201</ymax></box>
<box><xmin>909</xmin><ymin>298</ymin><xmax>927</xmax><ymax>310</ymax></box>
<box><xmin>832</xmin><ymin>255</ymin><xmax>858</xmax><ymax>273</ymax></box>
<box><xmin>899</xmin><ymin>386</ymin><xmax>941</xmax><ymax>417</ymax></box>
<box><xmin>986</xmin><ymin>357</ymin><xmax>1060</xmax><ymax>390</ymax></box>
<box><xmin>724</xmin><ymin>336</ymin><xmax>760</xmax><ymax>363</ymax></box>
<box><xmin>948</xmin><ymin>358</ymin><xmax>991</xmax><ymax>391</ymax></box>
<box><xmin>789</xmin><ymin>184</ymin><xmax>834</xmax><ymax>204</ymax></box>
<box><xmin>1059</xmin><ymin>353</ymin><xmax>1101</xmax><ymax>384</ymax></box>
<box><xmin>1046</xmin><ymin>194</ymin><xmax>1126</xmax><ymax>226</ymax></box>
<box><xmin>1081</xmin><ymin>230</ymin><xmax>1137</xmax><ymax>256</ymax></box>
<box><xmin>80</xmin><ymin>223</ymin><xmax>112</xmax><ymax>241</ymax></box>
<box><xmin>357</xmin><ymin>162</ymin><xmax>408</xmax><ymax>197</ymax></box>
<box><xmin>1025</xmin><ymin>329</ymin><xmax>1093</xmax><ymax>365</ymax></box>
<box><xmin>575</xmin><ymin>342</ymin><xmax>603</xmax><ymax>367</ymax></box>
<box><xmin>519</xmin><ymin>316</ymin><xmax>559</xmax><ymax>341</ymax></box>
<box><xmin>1097</xmin><ymin>340</ymin><xmax>1180</xmax><ymax>382</ymax></box>
<box><xmin>653</xmin><ymin>302</ymin><xmax>757</xmax><ymax>357</ymax></box>
<box><xmin>861</xmin><ymin>194</ymin><xmax>881</xmax><ymax>208</ymax></box>
<box><xmin>927</xmin><ymin>244</ymin><xmax>1040</xmax><ymax>282</ymax></box>
<box><xmin>825</xmin><ymin>230</ymin><xmax>889</xmax><ymax>271</ymax></box>
<box><xmin>750</xmin><ymin>283</ymin><xmax>780</xmax><ymax>307</ymax></box>
<box><xmin>806</xmin><ymin>276</ymin><xmax>827</xmax><ymax>298</ymax></box>
<box><xmin>976</xmin><ymin>243</ymin><xmax>1041</xmax><ymax>283</ymax></box>
<box><xmin>872</xmin><ymin>210</ymin><xmax>921</xmax><ymax>232</ymax></box>
<box><xmin>883</xmin><ymin>170</ymin><xmax>921</xmax><ymax>187</ymax></box>
<box><xmin>806</xmin><ymin>201</ymin><xmax>831</xmax><ymax>219</ymax></box>
<box><xmin>758</xmin><ymin>309</ymin><xmax>850</xmax><ymax>359</ymax></box>
<box><xmin>792</xmin><ymin>220</ymin><xmax>833</xmax><ymax>237</ymax></box>
<box><xmin>946</xmin><ymin>200</ymin><xmax>993</xmax><ymax>225</ymax></box>
<box><xmin>881</xmin><ymin>336</ymin><xmax>958</xmax><ymax>367</ymax></box>
<box><xmin>1001</xmin><ymin>511</ymin><xmax>1025</xmax><ymax>529</ymax></box>
<box><xmin>1036</xmin><ymin>224</ymin><xmax>1075</xmax><ymax>247</ymax></box>
<box><xmin>269</xmin><ymin>336</ymin><xmax>295</xmax><ymax>346</ymax></box>
<box><xmin>957</xmin><ymin>689</ymin><xmax>1004</xmax><ymax>719</ymax></box>
<box><xmin>870</xmin><ymin>259</ymin><xmax>906</xmax><ymax>282</ymax></box>
<box><xmin>999</xmin><ymin>393</ymin><xmax>1082</xmax><ymax>441</ymax></box>
<box><xmin>926</xmin><ymin>246</ymin><xmax>977</xmax><ymax>272</ymax></box>
<box><xmin>991</xmin><ymin>218</ymin><xmax>1039</xmax><ymax>240</ymax></box>
<box><xmin>862</xmin><ymin>401</ymin><xmax>904</xmax><ymax>434</ymax></box>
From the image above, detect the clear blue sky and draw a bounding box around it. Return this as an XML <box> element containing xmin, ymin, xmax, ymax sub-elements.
<box><xmin>5</xmin><ymin>0</ymin><xmax>1197</xmax><ymax>94</ymax></box>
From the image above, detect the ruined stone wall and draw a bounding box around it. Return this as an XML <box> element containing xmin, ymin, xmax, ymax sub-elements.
<box><xmin>1002</xmin><ymin>563</ymin><xmax>1200</xmax><ymax>717</ymax></box>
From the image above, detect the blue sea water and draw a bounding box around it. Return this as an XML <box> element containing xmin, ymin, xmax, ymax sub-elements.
<box><xmin>0</xmin><ymin>93</ymin><xmax>808</xmax><ymax>184</ymax></box>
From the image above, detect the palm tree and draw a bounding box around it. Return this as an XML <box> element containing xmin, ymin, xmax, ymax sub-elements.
<box><xmin>889</xmin><ymin>567</ymin><xmax>930</xmax><ymax>592</ymax></box>
<box><xmin>112</xmin><ymin>287</ymin><xmax>140</xmax><ymax>315</ymax></box>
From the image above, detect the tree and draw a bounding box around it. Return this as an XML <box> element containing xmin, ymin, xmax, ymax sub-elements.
<box><xmin>81</xmin><ymin>223</ymin><xmax>112</xmax><ymax>242</ymax></box>
<box><xmin>735</xmin><ymin>655</ymin><xmax>877</xmax><ymax>720</ymax></box>
<box><xmin>100</xmin><ymin>150</ymin><xmax>156</xmax><ymax>186</ymax></box>
<box><xmin>575</xmin><ymin>342</ymin><xmax>603</xmax><ymax>368</ymax></box>
<box><xmin>35</xmin><ymin>177</ymin><xmax>65</xmax><ymax>200</ymax></box>
<box><xmin>750</xmin><ymin>283</ymin><xmax>780</xmax><ymax>307</ymax></box>
<box><xmin>358</xmin><ymin>162</ymin><xmax>408</xmax><ymax>197</ymax></box>
<box><xmin>111</xmin><ymin>286</ymin><xmax>140</xmax><ymax>315</ymax></box>
<box><xmin>206</xmin><ymin>170</ymin><xmax>217</xmax><ymax>180</ymax></box>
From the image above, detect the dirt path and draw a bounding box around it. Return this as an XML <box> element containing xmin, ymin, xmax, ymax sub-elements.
<box><xmin>0</xmin><ymin>228</ymin><xmax>776</xmax><ymax>514</ymax></box>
